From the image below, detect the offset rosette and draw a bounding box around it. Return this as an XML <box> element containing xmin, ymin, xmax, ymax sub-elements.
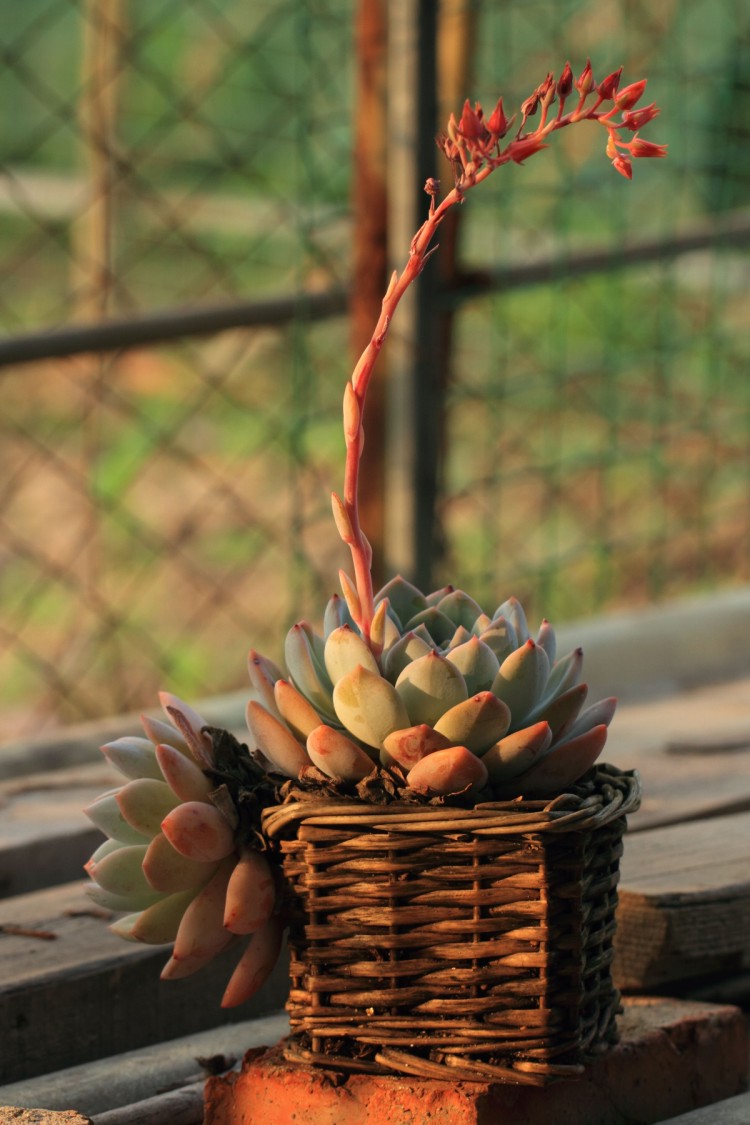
<box><xmin>83</xmin><ymin>695</ymin><xmax>282</xmax><ymax>1008</ymax></box>
<box><xmin>247</xmin><ymin>578</ymin><xmax>615</xmax><ymax>800</ymax></box>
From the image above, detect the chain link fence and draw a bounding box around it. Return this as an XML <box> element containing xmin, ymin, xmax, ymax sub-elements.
<box><xmin>1</xmin><ymin>0</ymin><xmax>748</xmax><ymax>743</ymax></box>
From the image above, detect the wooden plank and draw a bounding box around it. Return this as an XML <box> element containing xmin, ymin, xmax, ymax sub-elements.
<box><xmin>659</xmin><ymin>1091</ymin><xmax>750</xmax><ymax>1124</ymax></box>
<box><xmin>614</xmin><ymin>811</ymin><xmax>750</xmax><ymax>991</ymax></box>
<box><xmin>0</xmin><ymin>882</ymin><xmax>289</xmax><ymax>1085</ymax></box>
<box><xmin>0</xmin><ymin>1013</ymin><xmax>289</xmax><ymax>1118</ymax></box>
<box><xmin>0</xmin><ymin>765</ymin><xmax>118</xmax><ymax>898</ymax></box>
<box><xmin>604</xmin><ymin>675</ymin><xmax>750</xmax><ymax>831</ymax></box>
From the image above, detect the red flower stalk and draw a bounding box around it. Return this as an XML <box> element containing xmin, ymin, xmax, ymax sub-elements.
<box><xmin>336</xmin><ymin>62</ymin><xmax>666</xmax><ymax>645</ymax></box>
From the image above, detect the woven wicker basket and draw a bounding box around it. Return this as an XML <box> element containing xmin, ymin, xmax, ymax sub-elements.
<box><xmin>262</xmin><ymin>762</ymin><xmax>640</xmax><ymax>1086</ymax></box>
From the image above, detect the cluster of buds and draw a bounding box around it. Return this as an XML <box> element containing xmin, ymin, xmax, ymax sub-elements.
<box><xmin>442</xmin><ymin>59</ymin><xmax>666</xmax><ymax>186</ymax></box>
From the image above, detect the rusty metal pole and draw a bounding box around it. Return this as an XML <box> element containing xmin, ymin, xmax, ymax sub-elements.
<box><xmin>351</xmin><ymin>0</ymin><xmax>389</xmax><ymax>589</ymax></box>
<box><xmin>385</xmin><ymin>0</ymin><xmax>438</xmax><ymax>587</ymax></box>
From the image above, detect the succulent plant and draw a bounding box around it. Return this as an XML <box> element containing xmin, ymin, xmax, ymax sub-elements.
<box><xmin>83</xmin><ymin>61</ymin><xmax>664</xmax><ymax>1004</ymax></box>
<box><xmin>246</xmin><ymin>579</ymin><xmax>617</xmax><ymax>799</ymax></box>
<box><xmin>84</xmin><ymin>694</ymin><xmax>282</xmax><ymax>1008</ymax></box>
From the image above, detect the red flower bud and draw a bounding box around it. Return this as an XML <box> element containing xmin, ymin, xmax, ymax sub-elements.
<box><xmin>615</xmin><ymin>79</ymin><xmax>647</xmax><ymax>111</ymax></box>
<box><xmin>520</xmin><ymin>91</ymin><xmax>540</xmax><ymax>119</ymax></box>
<box><xmin>557</xmin><ymin>62</ymin><xmax>574</xmax><ymax>99</ymax></box>
<box><xmin>598</xmin><ymin>67</ymin><xmax>623</xmax><ymax>100</ymax></box>
<box><xmin>612</xmin><ymin>154</ymin><xmax>633</xmax><ymax>179</ymax></box>
<box><xmin>487</xmin><ymin>96</ymin><xmax>510</xmax><ymax>138</ymax></box>
<box><xmin>538</xmin><ymin>73</ymin><xmax>556</xmax><ymax>107</ymax></box>
<box><xmin>575</xmin><ymin>59</ymin><xmax>594</xmax><ymax>95</ymax></box>
<box><xmin>629</xmin><ymin>136</ymin><xmax>668</xmax><ymax>159</ymax></box>
<box><xmin>509</xmin><ymin>135</ymin><xmax>549</xmax><ymax>163</ymax></box>
<box><xmin>458</xmin><ymin>99</ymin><xmax>487</xmax><ymax>141</ymax></box>
<box><xmin>622</xmin><ymin>103</ymin><xmax>660</xmax><ymax>131</ymax></box>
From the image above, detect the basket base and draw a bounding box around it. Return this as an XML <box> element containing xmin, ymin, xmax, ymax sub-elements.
<box><xmin>204</xmin><ymin>998</ymin><xmax>748</xmax><ymax>1125</ymax></box>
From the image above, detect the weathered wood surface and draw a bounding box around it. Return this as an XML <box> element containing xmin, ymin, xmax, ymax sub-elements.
<box><xmin>0</xmin><ymin>1012</ymin><xmax>289</xmax><ymax>1118</ymax></box>
<box><xmin>661</xmin><ymin>1091</ymin><xmax>750</xmax><ymax>1123</ymax></box>
<box><xmin>0</xmin><ymin>765</ymin><xmax>117</xmax><ymax>898</ymax></box>
<box><xmin>0</xmin><ymin>882</ymin><xmax>289</xmax><ymax>1085</ymax></box>
<box><xmin>604</xmin><ymin>676</ymin><xmax>750</xmax><ymax>831</ymax></box>
<box><xmin>614</xmin><ymin>811</ymin><xmax>750</xmax><ymax>991</ymax></box>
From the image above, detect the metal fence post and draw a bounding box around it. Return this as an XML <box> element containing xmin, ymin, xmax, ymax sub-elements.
<box><xmin>385</xmin><ymin>0</ymin><xmax>439</xmax><ymax>590</ymax></box>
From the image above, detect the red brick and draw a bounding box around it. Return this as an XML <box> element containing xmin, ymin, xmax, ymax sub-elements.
<box><xmin>204</xmin><ymin>997</ymin><xmax>748</xmax><ymax>1125</ymax></box>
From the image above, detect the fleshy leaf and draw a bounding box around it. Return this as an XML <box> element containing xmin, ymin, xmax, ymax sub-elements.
<box><xmin>374</xmin><ymin>576</ymin><xmax>428</xmax><ymax>625</ymax></box>
<box><xmin>89</xmin><ymin>844</ymin><xmax>151</xmax><ymax>898</ymax></box>
<box><xmin>446</xmin><ymin>636</ymin><xmax>500</xmax><ymax>695</ymax></box>
<box><xmin>116</xmin><ymin>779</ymin><xmax>181</xmax><ymax>839</ymax></box>
<box><xmin>112</xmin><ymin>889</ymin><xmax>198</xmax><ymax>945</ymax></box>
<box><xmin>433</xmin><ymin>691</ymin><xmax>511</xmax><ymax>755</ymax></box>
<box><xmin>307</xmin><ymin>724</ymin><xmax>375</xmax><ymax>782</ymax></box>
<box><xmin>383</xmin><ymin>631</ymin><xmax>434</xmax><ymax>683</ymax></box>
<box><xmin>155</xmin><ymin>743</ymin><xmax>215</xmax><ymax>804</ymax></box>
<box><xmin>333</xmin><ymin>665</ymin><xmax>411</xmax><ymax>750</ymax></box>
<box><xmin>478</xmin><ymin>619</ymin><xmax>517</xmax><ymax>664</ymax></box>
<box><xmin>142</xmin><ymin>832</ymin><xmax>218</xmax><ymax>893</ymax></box>
<box><xmin>161</xmin><ymin>801</ymin><xmax>236</xmax><ymax>863</ymax></box>
<box><xmin>324</xmin><ymin>624</ymin><xmax>380</xmax><ymax>685</ymax></box>
<box><xmin>100</xmin><ymin>737</ymin><xmax>163</xmax><ymax>781</ymax></box>
<box><xmin>248</xmin><ymin>650</ymin><xmax>284</xmax><ymax>719</ymax></box>
<box><xmin>481</xmin><ymin>720</ymin><xmax>553</xmax><ymax>782</ymax></box>
<box><xmin>404</xmin><ymin>607</ymin><xmax>457</xmax><ymax>647</ymax></box>
<box><xmin>324</xmin><ymin>592</ymin><xmax>356</xmax><ymax>638</ymax></box>
<box><xmin>491</xmin><ymin>639</ymin><xmax>550</xmax><ymax>726</ymax></box>
<box><xmin>380</xmin><ymin>724</ymin><xmax>451</xmax><ymax>770</ymax></box>
<box><xmin>494</xmin><ymin>596</ymin><xmax>530</xmax><ymax>643</ymax></box>
<box><xmin>246</xmin><ymin>701</ymin><xmax>311</xmax><ymax>778</ymax></box>
<box><xmin>395</xmin><ymin>651</ymin><xmax>469</xmax><ymax>727</ymax></box>
<box><xmin>436</xmin><ymin>589</ymin><xmax>484</xmax><ymax>631</ymax></box>
<box><xmin>84</xmin><ymin>793</ymin><xmax>151</xmax><ymax>846</ymax></box>
<box><xmin>284</xmin><ymin>622</ymin><xmax>337</xmax><ymax>722</ymax></box>
<box><xmin>525</xmin><ymin>683</ymin><xmax>588</xmax><ymax>738</ymax></box>
<box><xmin>274</xmin><ymin>679</ymin><xmax>323</xmax><ymax>741</ymax></box>
<box><xmin>407</xmin><ymin>745</ymin><xmax>488</xmax><ymax>796</ymax></box>
<box><xmin>504</xmin><ymin>724</ymin><xmax>608</xmax><ymax>798</ymax></box>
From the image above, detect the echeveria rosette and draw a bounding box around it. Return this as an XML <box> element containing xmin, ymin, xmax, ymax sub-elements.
<box><xmin>246</xmin><ymin>576</ymin><xmax>616</xmax><ymax>801</ymax></box>
<box><xmin>83</xmin><ymin>694</ymin><xmax>283</xmax><ymax>1009</ymax></box>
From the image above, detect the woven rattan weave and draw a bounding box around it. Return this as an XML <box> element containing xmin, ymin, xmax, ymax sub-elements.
<box><xmin>262</xmin><ymin>762</ymin><xmax>641</xmax><ymax>1085</ymax></box>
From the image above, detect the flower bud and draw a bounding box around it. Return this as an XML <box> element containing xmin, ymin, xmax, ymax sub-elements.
<box><xmin>486</xmin><ymin>96</ymin><xmax>510</xmax><ymax>138</ymax></box>
<box><xmin>458</xmin><ymin>99</ymin><xmax>486</xmax><ymax>140</ymax></box>
<box><xmin>612</xmin><ymin>154</ymin><xmax>633</xmax><ymax>179</ymax></box>
<box><xmin>509</xmin><ymin>135</ymin><xmax>548</xmax><ymax>164</ymax></box>
<box><xmin>520</xmin><ymin>91</ymin><xmax>540</xmax><ymax>119</ymax></box>
<box><xmin>557</xmin><ymin>62</ymin><xmax>574</xmax><ymax>99</ymax></box>
<box><xmin>575</xmin><ymin>59</ymin><xmax>594</xmax><ymax>95</ymax></box>
<box><xmin>615</xmin><ymin>79</ymin><xmax>647</xmax><ymax>111</ymax></box>
<box><xmin>622</xmin><ymin>103</ymin><xmax>660</xmax><ymax>131</ymax></box>
<box><xmin>628</xmin><ymin>137</ymin><xmax>668</xmax><ymax>159</ymax></box>
<box><xmin>597</xmin><ymin>67</ymin><xmax>623</xmax><ymax>100</ymax></box>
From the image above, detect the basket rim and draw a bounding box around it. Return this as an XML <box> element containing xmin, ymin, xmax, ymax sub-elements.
<box><xmin>262</xmin><ymin>761</ymin><xmax>641</xmax><ymax>840</ymax></box>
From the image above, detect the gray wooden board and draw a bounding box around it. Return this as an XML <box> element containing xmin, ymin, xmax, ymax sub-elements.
<box><xmin>0</xmin><ymin>765</ymin><xmax>119</xmax><ymax>899</ymax></box>
<box><xmin>614</xmin><ymin>811</ymin><xmax>750</xmax><ymax>991</ymax></box>
<box><xmin>0</xmin><ymin>1012</ymin><xmax>289</xmax><ymax>1117</ymax></box>
<box><xmin>661</xmin><ymin>1091</ymin><xmax>750</xmax><ymax>1123</ymax></box>
<box><xmin>603</xmin><ymin>675</ymin><xmax>750</xmax><ymax>831</ymax></box>
<box><xmin>0</xmin><ymin>882</ymin><xmax>290</xmax><ymax>1085</ymax></box>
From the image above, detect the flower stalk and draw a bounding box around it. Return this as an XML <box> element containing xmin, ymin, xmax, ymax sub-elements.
<box><xmin>336</xmin><ymin>60</ymin><xmax>666</xmax><ymax>648</ymax></box>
